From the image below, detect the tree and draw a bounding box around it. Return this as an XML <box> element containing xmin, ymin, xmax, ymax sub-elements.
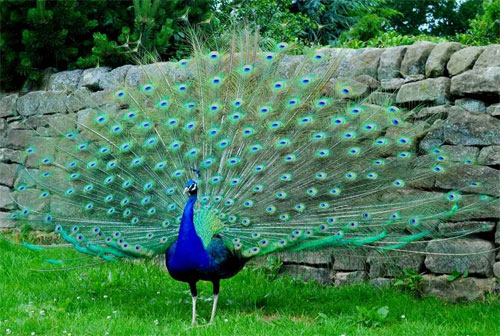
<box><xmin>0</xmin><ymin>0</ymin><xmax>212</xmax><ymax>91</ymax></box>
<box><xmin>212</xmin><ymin>0</ymin><xmax>312</xmax><ymax>44</ymax></box>
<box><xmin>467</xmin><ymin>0</ymin><xmax>500</xmax><ymax>43</ymax></box>
<box><xmin>291</xmin><ymin>0</ymin><xmax>388</xmax><ymax>44</ymax></box>
<box><xmin>386</xmin><ymin>0</ymin><xmax>484</xmax><ymax>36</ymax></box>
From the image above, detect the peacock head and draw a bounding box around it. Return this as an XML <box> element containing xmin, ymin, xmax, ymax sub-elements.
<box><xmin>184</xmin><ymin>180</ymin><xmax>198</xmax><ymax>196</ymax></box>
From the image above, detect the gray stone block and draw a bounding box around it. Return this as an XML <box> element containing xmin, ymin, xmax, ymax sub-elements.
<box><xmin>0</xmin><ymin>94</ymin><xmax>19</xmax><ymax>118</ymax></box>
<box><xmin>437</xmin><ymin>221</ymin><xmax>495</xmax><ymax>235</ymax></box>
<box><xmin>334</xmin><ymin>271</ymin><xmax>367</xmax><ymax>287</ymax></box>
<box><xmin>451</xmin><ymin>67</ymin><xmax>500</xmax><ymax>96</ymax></box>
<box><xmin>343</xmin><ymin>48</ymin><xmax>384</xmax><ymax>78</ymax></box>
<box><xmin>370</xmin><ymin>278</ymin><xmax>392</xmax><ymax>288</ymax></box>
<box><xmin>79</xmin><ymin>67</ymin><xmax>111</xmax><ymax>90</ymax></box>
<box><xmin>368</xmin><ymin>246</ymin><xmax>425</xmax><ymax>278</ymax></box>
<box><xmin>378</xmin><ymin>46</ymin><xmax>407</xmax><ymax>80</ymax></box>
<box><xmin>487</xmin><ymin>103</ymin><xmax>500</xmax><ymax>116</ymax></box>
<box><xmin>66</xmin><ymin>87</ymin><xmax>91</xmax><ymax>113</ymax></box>
<box><xmin>449</xmin><ymin>200</ymin><xmax>500</xmax><ymax>222</ymax></box>
<box><xmin>0</xmin><ymin>185</ymin><xmax>14</xmax><ymax>209</ymax></box>
<box><xmin>328</xmin><ymin>77</ymin><xmax>369</xmax><ymax>98</ymax></box>
<box><xmin>447</xmin><ymin>46</ymin><xmax>484</xmax><ymax>76</ymax></box>
<box><xmin>496</xmin><ymin>224</ymin><xmax>500</xmax><ymax>245</ymax></box>
<box><xmin>125</xmin><ymin>62</ymin><xmax>189</xmax><ymax>87</ymax></box>
<box><xmin>22</xmin><ymin>113</ymin><xmax>77</xmax><ymax>138</ymax></box>
<box><xmin>276</xmin><ymin>54</ymin><xmax>307</xmax><ymax>77</ymax></box>
<box><xmin>396</xmin><ymin>77</ymin><xmax>450</xmax><ymax>104</ymax></box>
<box><xmin>89</xmin><ymin>89</ymin><xmax>118</xmax><ymax>107</ymax></box>
<box><xmin>14</xmin><ymin>168</ymin><xmax>39</xmax><ymax>188</ymax></box>
<box><xmin>48</xmin><ymin>70</ymin><xmax>83</xmax><ymax>91</ymax></box>
<box><xmin>413</xmin><ymin>105</ymin><xmax>461</xmax><ymax>119</ymax></box>
<box><xmin>425</xmin><ymin>42</ymin><xmax>463</xmax><ymax>78</ymax></box>
<box><xmin>279</xmin><ymin>264</ymin><xmax>331</xmax><ymax>285</ymax></box>
<box><xmin>13</xmin><ymin>188</ymin><xmax>49</xmax><ymax>213</ymax></box>
<box><xmin>454</xmin><ymin>98</ymin><xmax>487</xmax><ymax>113</ymax></box>
<box><xmin>332</xmin><ymin>249</ymin><xmax>367</xmax><ymax>271</ymax></box>
<box><xmin>493</xmin><ymin>262</ymin><xmax>500</xmax><ymax>278</ymax></box>
<box><xmin>381</xmin><ymin>78</ymin><xmax>406</xmax><ymax>91</ymax></box>
<box><xmin>425</xmin><ymin>238</ymin><xmax>495</xmax><ymax>276</ymax></box>
<box><xmin>279</xmin><ymin>250</ymin><xmax>332</xmax><ymax>266</ymax></box>
<box><xmin>478</xmin><ymin>146</ymin><xmax>500</xmax><ymax>165</ymax></box>
<box><xmin>322</xmin><ymin>48</ymin><xmax>353</xmax><ymax>74</ymax></box>
<box><xmin>0</xmin><ymin>148</ymin><xmax>26</xmax><ymax>164</ymax></box>
<box><xmin>419</xmin><ymin>126</ymin><xmax>445</xmax><ymax>153</ymax></box>
<box><xmin>354</xmin><ymin>74</ymin><xmax>380</xmax><ymax>89</ymax></box>
<box><xmin>439</xmin><ymin>145</ymin><xmax>479</xmax><ymax>162</ymax></box>
<box><xmin>401</xmin><ymin>42</ymin><xmax>435</xmax><ymax>76</ymax></box>
<box><xmin>0</xmin><ymin>129</ymin><xmax>36</xmax><ymax>149</ymax></box>
<box><xmin>444</xmin><ymin>110</ymin><xmax>500</xmax><ymax>146</ymax></box>
<box><xmin>0</xmin><ymin>211</ymin><xmax>13</xmax><ymax>229</ymax></box>
<box><xmin>0</xmin><ymin>163</ymin><xmax>18</xmax><ymax>187</ymax></box>
<box><xmin>381</xmin><ymin>75</ymin><xmax>424</xmax><ymax>90</ymax></box>
<box><xmin>422</xmin><ymin>274</ymin><xmax>494</xmax><ymax>302</ymax></box>
<box><xmin>99</xmin><ymin>65</ymin><xmax>134</xmax><ymax>89</ymax></box>
<box><xmin>17</xmin><ymin>91</ymin><xmax>67</xmax><ymax>116</ymax></box>
<box><xmin>473</xmin><ymin>44</ymin><xmax>500</xmax><ymax>69</ymax></box>
<box><xmin>436</xmin><ymin>165</ymin><xmax>500</xmax><ymax>197</ymax></box>
<box><xmin>365</xmin><ymin>92</ymin><xmax>395</xmax><ymax>105</ymax></box>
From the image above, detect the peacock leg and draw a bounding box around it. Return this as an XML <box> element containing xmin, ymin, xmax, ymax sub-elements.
<box><xmin>189</xmin><ymin>282</ymin><xmax>198</xmax><ymax>325</ymax></box>
<box><xmin>209</xmin><ymin>279</ymin><xmax>220</xmax><ymax>324</ymax></box>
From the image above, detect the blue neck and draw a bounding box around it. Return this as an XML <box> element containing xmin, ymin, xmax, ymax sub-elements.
<box><xmin>168</xmin><ymin>194</ymin><xmax>212</xmax><ymax>272</ymax></box>
<box><xmin>177</xmin><ymin>194</ymin><xmax>198</xmax><ymax>243</ymax></box>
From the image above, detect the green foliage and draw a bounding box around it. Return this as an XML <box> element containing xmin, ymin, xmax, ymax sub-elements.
<box><xmin>212</xmin><ymin>0</ymin><xmax>385</xmax><ymax>46</ymax></box>
<box><xmin>248</xmin><ymin>255</ymin><xmax>283</xmax><ymax>281</ymax></box>
<box><xmin>394</xmin><ymin>268</ymin><xmax>424</xmax><ymax>297</ymax></box>
<box><xmin>338</xmin><ymin>31</ymin><xmax>450</xmax><ymax>48</ymax></box>
<box><xmin>77</xmin><ymin>0</ymin><xmax>211</xmax><ymax>68</ymax></box>
<box><xmin>352</xmin><ymin>305</ymin><xmax>390</xmax><ymax>328</ymax></box>
<box><xmin>291</xmin><ymin>0</ymin><xmax>384</xmax><ymax>44</ymax></box>
<box><xmin>468</xmin><ymin>0</ymin><xmax>500</xmax><ymax>44</ymax></box>
<box><xmin>335</xmin><ymin>0</ymin><xmax>500</xmax><ymax>49</ymax></box>
<box><xmin>1</xmin><ymin>240</ymin><xmax>499</xmax><ymax>335</ymax></box>
<box><xmin>0</xmin><ymin>0</ymin><xmax>211</xmax><ymax>91</ymax></box>
<box><xmin>2</xmin><ymin>0</ymin><xmax>498</xmax><ymax>90</ymax></box>
<box><xmin>213</xmin><ymin>0</ymin><xmax>313</xmax><ymax>44</ymax></box>
<box><xmin>336</xmin><ymin>2</ymin><xmax>401</xmax><ymax>44</ymax></box>
<box><xmin>386</xmin><ymin>0</ymin><xmax>484</xmax><ymax>36</ymax></box>
<box><xmin>261</xmin><ymin>255</ymin><xmax>283</xmax><ymax>280</ymax></box>
<box><xmin>447</xmin><ymin>269</ymin><xmax>469</xmax><ymax>282</ymax></box>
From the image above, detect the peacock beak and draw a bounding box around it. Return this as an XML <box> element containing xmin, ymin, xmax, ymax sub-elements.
<box><xmin>184</xmin><ymin>187</ymin><xmax>189</xmax><ymax>194</ymax></box>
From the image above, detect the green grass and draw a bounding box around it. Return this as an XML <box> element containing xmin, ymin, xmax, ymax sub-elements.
<box><xmin>1</xmin><ymin>239</ymin><xmax>499</xmax><ymax>336</ymax></box>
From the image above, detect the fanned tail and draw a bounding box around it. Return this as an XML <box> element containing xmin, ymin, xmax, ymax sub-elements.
<box><xmin>7</xmin><ymin>28</ymin><xmax>500</xmax><ymax>266</ymax></box>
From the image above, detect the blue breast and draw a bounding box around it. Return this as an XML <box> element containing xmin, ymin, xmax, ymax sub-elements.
<box><xmin>165</xmin><ymin>194</ymin><xmax>214</xmax><ymax>279</ymax></box>
<box><xmin>165</xmin><ymin>192</ymin><xmax>247</xmax><ymax>282</ymax></box>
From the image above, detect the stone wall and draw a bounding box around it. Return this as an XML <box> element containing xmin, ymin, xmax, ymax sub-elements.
<box><xmin>1</xmin><ymin>42</ymin><xmax>500</xmax><ymax>301</ymax></box>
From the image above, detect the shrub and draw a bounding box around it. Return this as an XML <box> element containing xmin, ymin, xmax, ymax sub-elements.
<box><xmin>0</xmin><ymin>0</ymin><xmax>211</xmax><ymax>91</ymax></box>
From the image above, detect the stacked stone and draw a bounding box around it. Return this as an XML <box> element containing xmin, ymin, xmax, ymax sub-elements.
<box><xmin>1</xmin><ymin>42</ymin><xmax>499</xmax><ymax>301</ymax></box>
<box><xmin>273</xmin><ymin>43</ymin><xmax>500</xmax><ymax>302</ymax></box>
<box><xmin>0</xmin><ymin>63</ymin><xmax>184</xmax><ymax>228</ymax></box>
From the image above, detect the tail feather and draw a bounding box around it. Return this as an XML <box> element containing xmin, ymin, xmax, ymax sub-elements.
<box><xmin>8</xmin><ymin>29</ymin><xmax>500</xmax><ymax>264</ymax></box>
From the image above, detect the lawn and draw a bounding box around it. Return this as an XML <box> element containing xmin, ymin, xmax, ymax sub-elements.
<box><xmin>0</xmin><ymin>238</ymin><xmax>499</xmax><ymax>336</ymax></box>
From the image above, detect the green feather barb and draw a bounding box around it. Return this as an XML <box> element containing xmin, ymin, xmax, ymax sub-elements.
<box><xmin>7</xmin><ymin>29</ymin><xmax>499</xmax><ymax>264</ymax></box>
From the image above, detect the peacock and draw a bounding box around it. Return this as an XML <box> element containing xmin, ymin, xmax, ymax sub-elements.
<box><xmin>7</xmin><ymin>29</ymin><xmax>499</xmax><ymax>325</ymax></box>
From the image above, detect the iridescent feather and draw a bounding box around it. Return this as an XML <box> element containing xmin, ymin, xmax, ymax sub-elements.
<box><xmin>8</xmin><ymin>29</ymin><xmax>499</xmax><ymax>266</ymax></box>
